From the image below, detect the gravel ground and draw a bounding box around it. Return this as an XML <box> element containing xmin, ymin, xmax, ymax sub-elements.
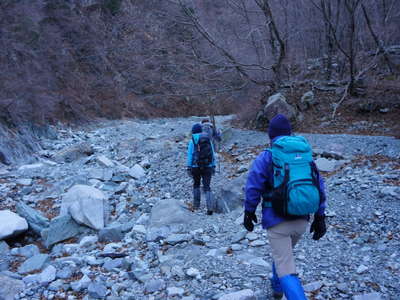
<box><xmin>0</xmin><ymin>116</ymin><xmax>399</xmax><ymax>300</ymax></box>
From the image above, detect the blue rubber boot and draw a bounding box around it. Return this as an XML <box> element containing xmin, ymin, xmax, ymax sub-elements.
<box><xmin>270</xmin><ymin>263</ymin><xmax>283</xmax><ymax>299</ymax></box>
<box><xmin>279</xmin><ymin>274</ymin><xmax>307</xmax><ymax>300</ymax></box>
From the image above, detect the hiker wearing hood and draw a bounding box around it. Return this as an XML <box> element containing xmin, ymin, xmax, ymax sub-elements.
<box><xmin>187</xmin><ymin>123</ymin><xmax>217</xmax><ymax>215</ymax></box>
<box><xmin>244</xmin><ymin>114</ymin><xmax>327</xmax><ymax>300</ymax></box>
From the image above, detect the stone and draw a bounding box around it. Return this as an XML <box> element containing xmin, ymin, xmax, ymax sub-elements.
<box><xmin>263</xmin><ymin>93</ymin><xmax>296</xmax><ymax>122</ymax></box>
<box><xmin>61</xmin><ymin>184</ymin><xmax>108</xmax><ymax>230</ymax></box>
<box><xmin>218</xmin><ymin>289</ymin><xmax>256</xmax><ymax>300</ymax></box>
<box><xmin>232</xmin><ymin>230</ymin><xmax>247</xmax><ymax>243</ymax></box>
<box><xmin>356</xmin><ymin>264</ymin><xmax>368</xmax><ymax>274</ymax></box>
<box><xmin>300</xmin><ymin>91</ymin><xmax>317</xmax><ymax>110</ymax></box>
<box><xmin>248</xmin><ymin>257</ymin><xmax>270</xmax><ymax>268</ymax></box>
<box><xmin>0</xmin><ymin>210</ymin><xmax>28</xmax><ymax>240</ymax></box>
<box><xmin>144</xmin><ymin>279</ymin><xmax>165</xmax><ymax>294</ymax></box>
<box><xmin>16</xmin><ymin>178</ymin><xmax>32</xmax><ymax>186</ymax></box>
<box><xmin>303</xmin><ymin>281</ymin><xmax>323</xmax><ymax>292</ymax></box>
<box><xmin>0</xmin><ymin>241</ymin><xmax>10</xmax><ymax>255</ymax></box>
<box><xmin>217</xmin><ymin>174</ymin><xmax>246</xmax><ymax>213</ymax></box>
<box><xmin>88</xmin><ymin>282</ymin><xmax>108</xmax><ymax>299</ymax></box>
<box><xmin>129</xmin><ymin>164</ymin><xmax>146</xmax><ymax>179</ymax></box>
<box><xmin>11</xmin><ymin>244</ymin><xmax>40</xmax><ymax>258</ymax></box>
<box><xmin>53</xmin><ymin>142</ymin><xmax>93</xmax><ymax>163</ymax></box>
<box><xmin>166</xmin><ymin>233</ymin><xmax>191</xmax><ymax>245</ymax></box>
<box><xmin>167</xmin><ymin>287</ymin><xmax>185</xmax><ymax>297</ymax></box>
<box><xmin>102</xmin><ymin>258</ymin><xmax>128</xmax><ymax>271</ymax></box>
<box><xmin>353</xmin><ymin>292</ymin><xmax>382</xmax><ymax>300</ymax></box>
<box><xmin>41</xmin><ymin>215</ymin><xmax>82</xmax><ymax>248</ymax></box>
<box><xmin>16</xmin><ymin>202</ymin><xmax>49</xmax><ymax>235</ymax></box>
<box><xmin>246</xmin><ymin>232</ymin><xmax>258</xmax><ymax>241</ymax></box>
<box><xmin>315</xmin><ymin>157</ymin><xmax>337</xmax><ymax>172</ymax></box>
<box><xmin>71</xmin><ymin>274</ymin><xmax>92</xmax><ymax>292</ymax></box>
<box><xmin>186</xmin><ymin>267</ymin><xmax>200</xmax><ymax>278</ymax></box>
<box><xmin>18</xmin><ymin>253</ymin><xmax>49</xmax><ymax>274</ymax></box>
<box><xmin>149</xmin><ymin>199</ymin><xmax>193</xmax><ymax>228</ymax></box>
<box><xmin>0</xmin><ymin>275</ymin><xmax>25</xmax><ymax>300</ymax></box>
<box><xmin>98</xmin><ymin>225</ymin><xmax>125</xmax><ymax>242</ymax></box>
<box><xmin>88</xmin><ymin>168</ymin><xmax>113</xmax><ymax>181</ymax></box>
<box><xmin>79</xmin><ymin>235</ymin><xmax>98</xmax><ymax>248</ymax></box>
<box><xmin>97</xmin><ymin>155</ymin><xmax>115</xmax><ymax>167</ymax></box>
<box><xmin>249</xmin><ymin>240</ymin><xmax>267</xmax><ymax>247</ymax></box>
<box><xmin>38</xmin><ymin>265</ymin><xmax>57</xmax><ymax>284</ymax></box>
<box><xmin>131</xmin><ymin>225</ymin><xmax>146</xmax><ymax>234</ymax></box>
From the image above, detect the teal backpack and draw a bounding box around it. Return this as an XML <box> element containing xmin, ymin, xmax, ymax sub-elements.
<box><xmin>266</xmin><ymin>135</ymin><xmax>321</xmax><ymax>216</ymax></box>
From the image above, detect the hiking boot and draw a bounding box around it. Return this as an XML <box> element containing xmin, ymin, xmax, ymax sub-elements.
<box><xmin>270</xmin><ymin>263</ymin><xmax>283</xmax><ymax>299</ymax></box>
<box><xmin>193</xmin><ymin>188</ymin><xmax>201</xmax><ymax>210</ymax></box>
<box><xmin>279</xmin><ymin>274</ymin><xmax>306</xmax><ymax>300</ymax></box>
<box><xmin>207</xmin><ymin>210</ymin><xmax>213</xmax><ymax>215</ymax></box>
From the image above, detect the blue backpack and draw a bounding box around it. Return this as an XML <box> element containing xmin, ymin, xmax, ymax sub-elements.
<box><xmin>266</xmin><ymin>136</ymin><xmax>321</xmax><ymax>216</ymax></box>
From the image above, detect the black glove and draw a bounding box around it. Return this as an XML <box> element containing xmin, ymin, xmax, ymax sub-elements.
<box><xmin>186</xmin><ymin>167</ymin><xmax>192</xmax><ymax>176</ymax></box>
<box><xmin>243</xmin><ymin>210</ymin><xmax>258</xmax><ymax>232</ymax></box>
<box><xmin>310</xmin><ymin>214</ymin><xmax>327</xmax><ymax>240</ymax></box>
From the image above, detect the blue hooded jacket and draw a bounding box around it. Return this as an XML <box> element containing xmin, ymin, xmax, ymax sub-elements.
<box><xmin>187</xmin><ymin>133</ymin><xmax>217</xmax><ymax>168</ymax></box>
<box><xmin>244</xmin><ymin>136</ymin><xmax>326</xmax><ymax>229</ymax></box>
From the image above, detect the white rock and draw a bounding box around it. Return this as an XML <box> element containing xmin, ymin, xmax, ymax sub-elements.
<box><xmin>79</xmin><ymin>235</ymin><xmax>98</xmax><ymax>248</ymax></box>
<box><xmin>186</xmin><ymin>267</ymin><xmax>200</xmax><ymax>278</ymax></box>
<box><xmin>16</xmin><ymin>178</ymin><xmax>33</xmax><ymax>186</ymax></box>
<box><xmin>315</xmin><ymin>157</ymin><xmax>337</xmax><ymax>172</ymax></box>
<box><xmin>0</xmin><ymin>210</ymin><xmax>28</xmax><ymax>240</ymax></box>
<box><xmin>97</xmin><ymin>155</ymin><xmax>115</xmax><ymax>167</ymax></box>
<box><xmin>218</xmin><ymin>289</ymin><xmax>256</xmax><ymax>300</ymax></box>
<box><xmin>129</xmin><ymin>164</ymin><xmax>146</xmax><ymax>179</ymax></box>
<box><xmin>167</xmin><ymin>287</ymin><xmax>185</xmax><ymax>297</ymax></box>
<box><xmin>18</xmin><ymin>163</ymin><xmax>44</xmax><ymax>171</ymax></box>
<box><xmin>246</xmin><ymin>232</ymin><xmax>258</xmax><ymax>241</ymax></box>
<box><xmin>248</xmin><ymin>257</ymin><xmax>270</xmax><ymax>268</ymax></box>
<box><xmin>356</xmin><ymin>264</ymin><xmax>368</xmax><ymax>274</ymax></box>
<box><xmin>39</xmin><ymin>265</ymin><xmax>57</xmax><ymax>284</ymax></box>
<box><xmin>61</xmin><ymin>185</ymin><xmax>107</xmax><ymax>230</ymax></box>
<box><xmin>250</xmin><ymin>240</ymin><xmax>267</xmax><ymax>247</ymax></box>
<box><xmin>303</xmin><ymin>281</ymin><xmax>323</xmax><ymax>292</ymax></box>
<box><xmin>131</xmin><ymin>225</ymin><xmax>146</xmax><ymax>234</ymax></box>
<box><xmin>353</xmin><ymin>292</ymin><xmax>382</xmax><ymax>300</ymax></box>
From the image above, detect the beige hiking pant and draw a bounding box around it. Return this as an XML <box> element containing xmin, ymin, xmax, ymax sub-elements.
<box><xmin>267</xmin><ymin>219</ymin><xmax>308</xmax><ymax>277</ymax></box>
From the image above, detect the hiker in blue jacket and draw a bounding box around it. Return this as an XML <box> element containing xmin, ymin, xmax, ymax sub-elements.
<box><xmin>244</xmin><ymin>114</ymin><xmax>327</xmax><ymax>300</ymax></box>
<box><xmin>187</xmin><ymin>123</ymin><xmax>217</xmax><ymax>215</ymax></box>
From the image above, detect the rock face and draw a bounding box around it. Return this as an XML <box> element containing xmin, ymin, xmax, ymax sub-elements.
<box><xmin>61</xmin><ymin>185</ymin><xmax>108</xmax><ymax>230</ymax></box>
<box><xmin>0</xmin><ymin>275</ymin><xmax>25</xmax><ymax>300</ymax></box>
<box><xmin>0</xmin><ymin>210</ymin><xmax>28</xmax><ymax>240</ymax></box>
<box><xmin>263</xmin><ymin>93</ymin><xmax>296</xmax><ymax>122</ymax></box>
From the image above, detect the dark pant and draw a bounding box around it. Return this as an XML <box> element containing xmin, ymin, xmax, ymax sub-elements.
<box><xmin>192</xmin><ymin>167</ymin><xmax>212</xmax><ymax>191</ymax></box>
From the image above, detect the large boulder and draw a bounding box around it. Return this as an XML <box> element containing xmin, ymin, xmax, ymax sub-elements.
<box><xmin>41</xmin><ymin>215</ymin><xmax>82</xmax><ymax>248</ymax></box>
<box><xmin>299</xmin><ymin>91</ymin><xmax>317</xmax><ymax>111</ymax></box>
<box><xmin>16</xmin><ymin>202</ymin><xmax>49</xmax><ymax>235</ymax></box>
<box><xmin>0</xmin><ymin>275</ymin><xmax>25</xmax><ymax>300</ymax></box>
<box><xmin>216</xmin><ymin>174</ymin><xmax>247</xmax><ymax>213</ymax></box>
<box><xmin>149</xmin><ymin>199</ymin><xmax>193</xmax><ymax>228</ymax></box>
<box><xmin>52</xmin><ymin>142</ymin><xmax>94</xmax><ymax>163</ymax></box>
<box><xmin>0</xmin><ymin>210</ymin><xmax>28</xmax><ymax>240</ymax></box>
<box><xmin>263</xmin><ymin>93</ymin><xmax>296</xmax><ymax>122</ymax></box>
<box><xmin>61</xmin><ymin>185</ymin><xmax>108</xmax><ymax>230</ymax></box>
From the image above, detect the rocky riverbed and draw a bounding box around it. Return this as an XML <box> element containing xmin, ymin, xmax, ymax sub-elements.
<box><xmin>0</xmin><ymin>116</ymin><xmax>399</xmax><ymax>300</ymax></box>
